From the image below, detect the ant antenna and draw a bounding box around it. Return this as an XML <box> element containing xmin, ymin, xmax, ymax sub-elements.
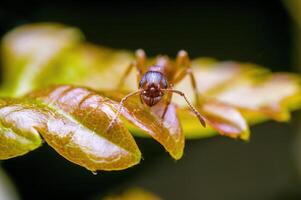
<box><xmin>106</xmin><ymin>90</ymin><xmax>142</xmax><ymax>132</ymax></box>
<box><xmin>162</xmin><ymin>89</ymin><xmax>206</xmax><ymax>127</ymax></box>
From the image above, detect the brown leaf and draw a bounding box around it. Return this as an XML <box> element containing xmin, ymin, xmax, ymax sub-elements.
<box><xmin>178</xmin><ymin>99</ymin><xmax>250</xmax><ymax>140</ymax></box>
<box><xmin>199</xmin><ymin>100</ymin><xmax>250</xmax><ymax>140</ymax></box>
<box><xmin>100</xmin><ymin>90</ymin><xmax>184</xmax><ymax>160</ymax></box>
<box><xmin>28</xmin><ymin>85</ymin><xmax>141</xmax><ymax>171</ymax></box>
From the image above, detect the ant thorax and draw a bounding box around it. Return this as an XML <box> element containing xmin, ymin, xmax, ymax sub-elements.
<box><xmin>139</xmin><ymin>70</ymin><xmax>168</xmax><ymax>106</ymax></box>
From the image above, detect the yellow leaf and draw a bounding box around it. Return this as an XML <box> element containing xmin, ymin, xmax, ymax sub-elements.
<box><xmin>1</xmin><ymin>23</ymin><xmax>83</xmax><ymax>96</ymax></box>
<box><xmin>103</xmin><ymin>188</ymin><xmax>161</xmax><ymax>200</ymax></box>
<box><xmin>0</xmin><ymin>98</ymin><xmax>45</xmax><ymax>159</ymax></box>
<box><xmin>214</xmin><ymin>73</ymin><xmax>301</xmax><ymax>122</ymax></box>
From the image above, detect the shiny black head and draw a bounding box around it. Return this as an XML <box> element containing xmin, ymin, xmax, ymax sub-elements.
<box><xmin>139</xmin><ymin>71</ymin><xmax>168</xmax><ymax>106</ymax></box>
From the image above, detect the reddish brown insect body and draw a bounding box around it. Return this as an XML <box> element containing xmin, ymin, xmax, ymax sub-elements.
<box><xmin>107</xmin><ymin>49</ymin><xmax>206</xmax><ymax>131</ymax></box>
<box><xmin>139</xmin><ymin>70</ymin><xmax>167</xmax><ymax>106</ymax></box>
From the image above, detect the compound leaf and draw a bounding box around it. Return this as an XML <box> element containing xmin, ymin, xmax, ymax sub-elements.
<box><xmin>2</xmin><ymin>23</ymin><xmax>301</xmax><ymax>142</ymax></box>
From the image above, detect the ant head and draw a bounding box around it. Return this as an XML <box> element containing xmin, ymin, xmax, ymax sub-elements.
<box><xmin>139</xmin><ymin>70</ymin><xmax>168</xmax><ymax>106</ymax></box>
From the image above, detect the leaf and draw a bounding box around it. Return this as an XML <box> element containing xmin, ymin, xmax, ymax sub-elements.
<box><xmin>0</xmin><ymin>86</ymin><xmax>141</xmax><ymax>171</ymax></box>
<box><xmin>175</xmin><ymin>62</ymin><xmax>300</xmax><ymax>139</ymax></box>
<box><xmin>58</xmin><ymin>43</ymin><xmax>135</xmax><ymax>91</ymax></box>
<box><xmin>0</xmin><ymin>98</ymin><xmax>45</xmax><ymax>159</ymax></box>
<box><xmin>1</xmin><ymin>23</ymin><xmax>135</xmax><ymax>94</ymax></box>
<box><xmin>27</xmin><ymin>85</ymin><xmax>141</xmax><ymax>171</ymax></box>
<box><xmin>99</xmin><ymin>90</ymin><xmax>184</xmax><ymax>160</ymax></box>
<box><xmin>1</xmin><ymin>23</ymin><xmax>83</xmax><ymax>97</ymax></box>
<box><xmin>178</xmin><ymin>99</ymin><xmax>249</xmax><ymax>140</ymax></box>
<box><xmin>200</xmin><ymin>100</ymin><xmax>250</xmax><ymax>140</ymax></box>
<box><xmin>103</xmin><ymin>188</ymin><xmax>161</xmax><ymax>200</ymax></box>
<box><xmin>151</xmin><ymin>102</ymin><xmax>184</xmax><ymax>157</ymax></box>
<box><xmin>173</xmin><ymin>60</ymin><xmax>267</xmax><ymax>106</ymax></box>
<box><xmin>213</xmin><ymin>73</ymin><xmax>301</xmax><ymax>122</ymax></box>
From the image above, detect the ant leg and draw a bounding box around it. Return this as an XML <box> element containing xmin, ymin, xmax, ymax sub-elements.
<box><xmin>117</xmin><ymin>61</ymin><xmax>135</xmax><ymax>88</ymax></box>
<box><xmin>117</xmin><ymin>49</ymin><xmax>147</xmax><ymax>88</ymax></box>
<box><xmin>161</xmin><ymin>91</ymin><xmax>173</xmax><ymax>120</ymax></box>
<box><xmin>117</xmin><ymin>61</ymin><xmax>137</xmax><ymax>88</ymax></box>
<box><xmin>173</xmin><ymin>50</ymin><xmax>200</xmax><ymax>106</ymax></box>
<box><xmin>139</xmin><ymin>93</ymin><xmax>144</xmax><ymax>105</ymax></box>
<box><xmin>106</xmin><ymin>90</ymin><xmax>142</xmax><ymax>132</ymax></box>
<box><xmin>162</xmin><ymin>88</ymin><xmax>206</xmax><ymax>127</ymax></box>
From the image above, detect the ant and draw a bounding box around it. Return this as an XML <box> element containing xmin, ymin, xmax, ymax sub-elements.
<box><xmin>107</xmin><ymin>49</ymin><xmax>206</xmax><ymax>131</ymax></box>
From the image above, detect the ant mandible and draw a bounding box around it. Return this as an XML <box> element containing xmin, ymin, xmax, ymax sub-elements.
<box><xmin>107</xmin><ymin>49</ymin><xmax>206</xmax><ymax>131</ymax></box>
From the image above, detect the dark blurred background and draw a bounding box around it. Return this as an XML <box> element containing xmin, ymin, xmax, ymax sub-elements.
<box><xmin>0</xmin><ymin>0</ymin><xmax>300</xmax><ymax>199</ymax></box>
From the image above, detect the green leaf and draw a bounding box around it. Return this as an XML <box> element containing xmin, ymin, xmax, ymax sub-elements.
<box><xmin>0</xmin><ymin>98</ymin><xmax>45</xmax><ymax>159</ymax></box>
<box><xmin>1</xmin><ymin>23</ymin><xmax>83</xmax><ymax>97</ymax></box>
<box><xmin>57</xmin><ymin>43</ymin><xmax>134</xmax><ymax>91</ymax></box>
